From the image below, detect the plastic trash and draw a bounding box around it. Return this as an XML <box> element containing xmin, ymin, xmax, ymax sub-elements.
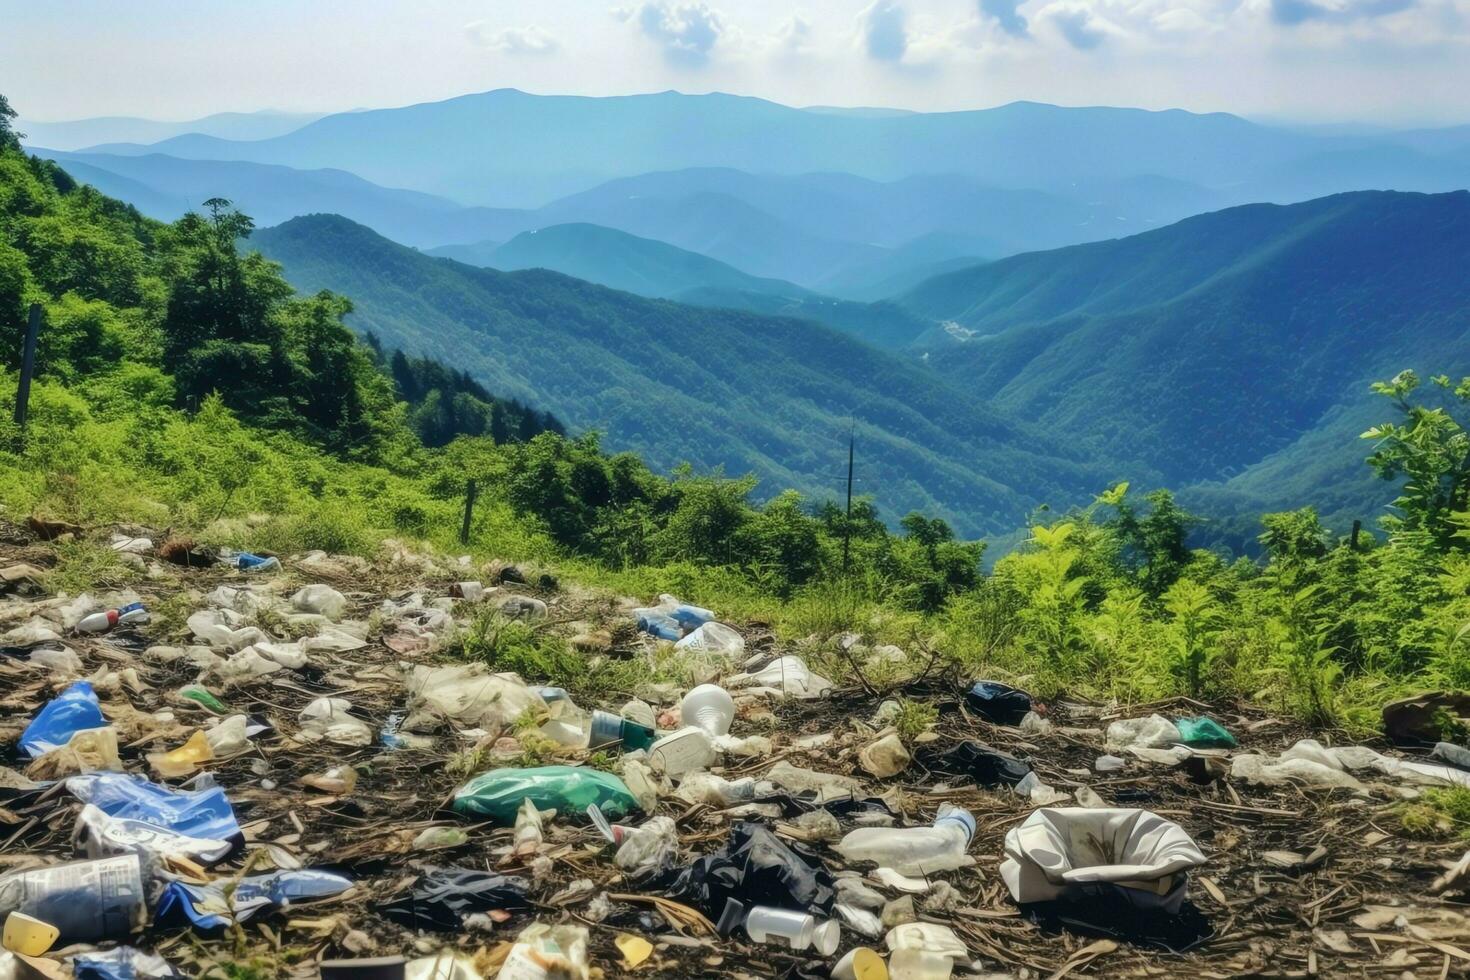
<box><xmin>1105</xmin><ymin>714</ymin><xmax>1183</xmax><ymax>752</ymax></box>
<box><xmin>835</xmin><ymin>805</ymin><xmax>975</xmax><ymax>875</ymax></box>
<box><xmin>376</xmin><ymin>870</ymin><xmax>530</xmax><ymax>930</ymax></box>
<box><xmin>403</xmin><ymin>665</ymin><xmax>545</xmax><ymax>733</ymax></box>
<box><xmin>1175</xmin><ymin>717</ymin><xmax>1237</xmax><ymax>748</ymax></box>
<box><xmin>658</xmin><ymin>594</ymin><xmax>715</xmax><ymax>629</ymax></box>
<box><xmin>727</xmin><ymin>655</ymin><xmax>835</xmax><ymax>699</ymax></box>
<box><xmin>0</xmin><ymin>854</ymin><xmax>147</xmax><ymax>942</ymax></box>
<box><xmin>70</xmin><ymin>945</ymin><xmax>180</xmax><ymax>979</ymax></box>
<box><xmin>651</xmin><ymin>821</ymin><xmax>837</xmax><ymax>924</ymax></box>
<box><xmin>2</xmin><ymin>910</ymin><xmax>59</xmax><ymax>955</ymax></box>
<box><xmin>680</xmin><ymin>684</ymin><xmax>735</xmax><ymax>736</ymax></box>
<box><xmin>1278</xmin><ymin>738</ymin><xmax>1470</xmax><ymax>788</ymax></box>
<box><xmin>1229</xmin><ymin>753</ymin><xmax>1366</xmax><ymax>791</ymax></box>
<box><xmin>298</xmin><ymin>697</ymin><xmax>374</xmax><ymax>746</ymax></box>
<box><xmin>498</xmin><ymin>922</ymin><xmax>589</xmax><ymax>980</ymax></box>
<box><xmin>1433</xmin><ymin>742</ymin><xmax>1470</xmax><ymax>772</ymax></box>
<box><xmin>833</xmin><ymin>947</ymin><xmax>889</xmax><ymax>980</ymax></box>
<box><xmin>292</xmin><ymin>584</ymin><xmax>347</xmax><ymax>621</ymax></box>
<box><xmin>964</xmin><ymin>681</ymin><xmax>1033</xmax><ymax>725</ymax></box>
<box><xmin>148</xmin><ymin>730</ymin><xmax>215</xmax><ymax>778</ymax></box>
<box><xmin>20</xmin><ymin>680</ymin><xmax>107</xmax><ymax>758</ymax></box>
<box><xmin>921</xmin><ymin>741</ymin><xmax>1031</xmax><ymax>788</ymax></box>
<box><xmin>178</xmin><ymin>684</ymin><xmax>228</xmax><ymax>714</ymax></box>
<box><xmin>513</xmin><ymin>798</ymin><xmax>544</xmax><ymax>856</ymax></box>
<box><xmin>612</xmin><ymin>815</ymin><xmax>679</xmax><ymax>875</ymax></box>
<box><xmin>634</xmin><ymin>608</ymin><xmax>682</xmax><ymax>642</ymax></box>
<box><xmin>450</xmin><ymin>581</ymin><xmax>485</xmax><ymax>601</ymax></box>
<box><xmin>1095</xmin><ymin>754</ymin><xmax>1126</xmax><ymax>771</ymax></box>
<box><xmin>616</xmin><ymin>933</ymin><xmax>653</xmax><ymax>968</ymax></box>
<box><xmin>649</xmin><ymin>726</ymin><xmax>716</xmax><ymax>776</ymax></box>
<box><xmin>585</xmin><ymin>710</ymin><xmax>657</xmax><ymax>752</ymax></box>
<box><xmin>232</xmin><ymin>551</ymin><xmax>281</xmax><ymax>572</ymax></box>
<box><xmin>412</xmin><ymin>826</ymin><xmax>470</xmax><ymax>851</ymax></box>
<box><xmin>154</xmin><ymin>868</ymin><xmax>353</xmax><ymax>931</ymax></box>
<box><xmin>187</xmin><ymin>610</ymin><xmax>267</xmax><ymax>651</ymax></box>
<box><xmin>860</xmin><ymin>733</ymin><xmax>912</xmax><ymax>778</ymax></box>
<box><xmin>745</xmin><ymin>905</ymin><xmax>841</xmax><ymax>956</ymax></box>
<box><xmin>674</xmin><ymin>772</ymin><xmax>767</xmax><ymax>807</ymax></box>
<box><xmin>1000</xmin><ymin>807</ymin><xmax>1207</xmax><ymax>912</ymax></box>
<box><xmin>302</xmin><ymin>766</ymin><xmax>359</xmax><ymax>795</ymax></box>
<box><xmin>27</xmin><ymin>726</ymin><xmax>123</xmax><ymax>780</ymax></box>
<box><xmin>451</xmin><ymin>766</ymin><xmax>640</xmax><ymax>823</ymax></box>
<box><xmin>74</xmin><ymin>803</ymin><xmax>235</xmax><ymax>866</ymax></box>
<box><xmin>65</xmin><ymin>772</ymin><xmax>241</xmax><ymax>842</ymax></box>
<box><xmin>675</xmin><ymin>622</ymin><xmax>745</xmax><ymax>658</ymax></box>
<box><xmin>77</xmin><ymin>603</ymin><xmax>149</xmax><ymax>634</ymax></box>
<box><xmin>885</xmin><ymin>923</ymin><xmax>968</xmax><ymax>980</ymax></box>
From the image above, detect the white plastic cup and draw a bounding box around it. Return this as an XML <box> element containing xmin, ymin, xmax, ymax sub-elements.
<box><xmin>746</xmin><ymin>906</ymin><xmax>816</xmax><ymax>950</ymax></box>
<box><xmin>679</xmin><ymin>684</ymin><xmax>735</xmax><ymax>736</ymax></box>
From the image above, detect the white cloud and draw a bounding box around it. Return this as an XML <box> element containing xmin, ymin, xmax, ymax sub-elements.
<box><xmin>1045</xmin><ymin>4</ymin><xmax>1111</xmax><ymax>46</ymax></box>
<box><xmin>859</xmin><ymin>0</ymin><xmax>909</xmax><ymax>60</ymax></box>
<box><xmin>465</xmin><ymin>22</ymin><xmax>561</xmax><ymax>55</ymax></box>
<box><xmin>620</xmin><ymin>2</ymin><xmax>726</xmax><ymax>67</ymax></box>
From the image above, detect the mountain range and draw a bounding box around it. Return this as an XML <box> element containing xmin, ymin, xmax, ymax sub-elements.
<box><xmin>250</xmin><ymin>214</ymin><xmax>1103</xmax><ymax>538</ymax></box>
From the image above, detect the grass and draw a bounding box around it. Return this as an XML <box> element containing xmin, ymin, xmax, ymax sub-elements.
<box><xmin>42</xmin><ymin>539</ymin><xmax>127</xmax><ymax>596</ymax></box>
<box><xmin>1398</xmin><ymin>787</ymin><xmax>1470</xmax><ymax>840</ymax></box>
<box><xmin>892</xmin><ymin>697</ymin><xmax>939</xmax><ymax>742</ymax></box>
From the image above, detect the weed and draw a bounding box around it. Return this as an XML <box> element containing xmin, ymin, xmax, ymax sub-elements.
<box><xmin>42</xmin><ymin>538</ymin><xmax>126</xmax><ymax>596</ymax></box>
<box><xmin>1398</xmin><ymin>787</ymin><xmax>1470</xmax><ymax>839</ymax></box>
<box><xmin>892</xmin><ymin>697</ymin><xmax>938</xmax><ymax>743</ymax></box>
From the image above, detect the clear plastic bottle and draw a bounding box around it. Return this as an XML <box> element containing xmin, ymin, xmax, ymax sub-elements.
<box><xmin>76</xmin><ymin>602</ymin><xmax>149</xmax><ymax>634</ymax></box>
<box><xmin>834</xmin><ymin>804</ymin><xmax>976</xmax><ymax>875</ymax></box>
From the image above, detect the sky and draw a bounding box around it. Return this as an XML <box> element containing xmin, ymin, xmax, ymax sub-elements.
<box><xmin>3</xmin><ymin>0</ymin><xmax>1469</xmax><ymax>125</ymax></box>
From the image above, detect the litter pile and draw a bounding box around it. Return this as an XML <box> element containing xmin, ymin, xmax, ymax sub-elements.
<box><xmin>2</xmin><ymin>523</ymin><xmax>1470</xmax><ymax>979</ymax></box>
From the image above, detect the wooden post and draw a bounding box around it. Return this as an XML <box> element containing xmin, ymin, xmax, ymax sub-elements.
<box><xmin>12</xmin><ymin>304</ymin><xmax>40</xmax><ymax>434</ymax></box>
<box><xmin>460</xmin><ymin>478</ymin><xmax>478</xmax><ymax>545</ymax></box>
<box><xmin>842</xmin><ymin>428</ymin><xmax>854</xmax><ymax>574</ymax></box>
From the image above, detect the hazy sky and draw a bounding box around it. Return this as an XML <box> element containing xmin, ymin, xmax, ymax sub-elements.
<box><xmin>4</xmin><ymin>0</ymin><xmax>1468</xmax><ymax>125</ymax></box>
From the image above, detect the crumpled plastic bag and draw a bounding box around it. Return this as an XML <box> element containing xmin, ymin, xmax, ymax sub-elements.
<box><xmin>297</xmin><ymin>697</ymin><xmax>373</xmax><ymax>746</ymax></box>
<box><xmin>375</xmin><ymin>869</ymin><xmax>531</xmax><ymax>930</ymax></box>
<box><xmin>725</xmin><ymin>656</ymin><xmax>834</xmax><ymax>699</ymax></box>
<box><xmin>65</xmin><ymin>772</ymin><xmax>241</xmax><ymax>841</ymax></box>
<box><xmin>1280</xmin><ymin>738</ymin><xmax>1470</xmax><ymax>789</ymax></box>
<box><xmin>70</xmin><ymin>945</ymin><xmax>181</xmax><ymax>979</ymax></box>
<box><xmin>74</xmin><ymin>803</ymin><xmax>235</xmax><ymax>867</ymax></box>
<box><xmin>1230</xmin><ymin>753</ymin><xmax>1365</xmax><ymax>791</ymax></box>
<box><xmin>674</xmin><ymin>622</ymin><xmax>745</xmax><ymax>658</ymax></box>
<box><xmin>402</xmin><ymin>665</ymin><xmax>545</xmax><ymax>733</ymax></box>
<box><xmin>1105</xmin><ymin>715</ymin><xmax>1182</xmax><ymax>752</ymax></box>
<box><xmin>187</xmin><ymin>610</ymin><xmax>267</xmax><ymax>651</ymax></box>
<box><xmin>1001</xmin><ymin>807</ymin><xmax>1207</xmax><ymax>911</ymax></box>
<box><xmin>649</xmin><ymin>821</ymin><xmax>837</xmax><ymax>925</ymax></box>
<box><xmin>20</xmin><ymin>680</ymin><xmax>107</xmax><ymax>757</ymax></box>
<box><xmin>919</xmin><ymin>741</ymin><xmax>1032</xmax><ymax>788</ymax></box>
<box><xmin>27</xmin><ymin>725</ymin><xmax>123</xmax><ymax>780</ymax></box>
<box><xmin>292</xmin><ymin>584</ymin><xmax>347</xmax><ymax>621</ymax></box>
<box><xmin>500</xmin><ymin>923</ymin><xmax>589</xmax><ymax>980</ymax></box>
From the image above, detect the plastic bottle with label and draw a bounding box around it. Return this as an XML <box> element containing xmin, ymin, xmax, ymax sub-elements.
<box><xmin>77</xmin><ymin>603</ymin><xmax>149</xmax><ymax>634</ymax></box>
<box><xmin>0</xmin><ymin>854</ymin><xmax>147</xmax><ymax>942</ymax></box>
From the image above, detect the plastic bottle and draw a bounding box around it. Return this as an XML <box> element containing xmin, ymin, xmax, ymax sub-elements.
<box><xmin>680</xmin><ymin>684</ymin><xmax>735</xmax><ymax>737</ymax></box>
<box><xmin>648</xmin><ymin>727</ymin><xmax>715</xmax><ymax>776</ymax></box>
<box><xmin>451</xmin><ymin>766</ymin><xmax>640</xmax><ymax>823</ymax></box>
<box><xmin>745</xmin><ymin>905</ymin><xmax>841</xmax><ymax>956</ymax></box>
<box><xmin>76</xmin><ymin>602</ymin><xmax>149</xmax><ymax>634</ymax></box>
<box><xmin>633</xmin><ymin>608</ymin><xmax>682</xmax><ymax>642</ymax></box>
<box><xmin>0</xmin><ymin>854</ymin><xmax>147</xmax><ymax>942</ymax></box>
<box><xmin>834</xmin><ymin>805</ymin><xmax>976</xmax><ymax>875</ymax></box>
<box><xmin>657</xmin><ymin>594</ymin><xmax>715</xmax><ymax>630</ymax></box>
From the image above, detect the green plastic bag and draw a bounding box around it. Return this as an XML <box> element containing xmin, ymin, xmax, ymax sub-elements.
<box><xmin>1175</xmin><ymin>716</ymin><xmax>1236</xmax><ymax>748</ymax></box>
<box><xmin>451</xmin><ymin>765</ymin><xmax>640</xmax><ymax>823</ymax></box>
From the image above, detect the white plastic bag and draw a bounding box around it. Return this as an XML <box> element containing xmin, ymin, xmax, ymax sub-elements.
<box><xmin>297</xmin><ymin>697</ymin><xmax>373</xmax><ymax>746</ymax></box>
<box><xmin>291</xmin><ymin>584</ymin><xmax>347</xmax><ymax>621</ymax></box>
<box><xmin>1104</xmin><ymin>714</ymin><xmax>1181</xmax><ymax>752</ymax></box>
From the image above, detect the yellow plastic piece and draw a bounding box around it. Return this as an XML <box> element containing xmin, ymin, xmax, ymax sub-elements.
<box><xmin>849</xmin><ymin>947</ymin><xmax>889</xmax><ymax>980</ymax></box>
<box><xmin>615</xmin><ymin>933</ymin><xmax>653</xmax><ymax>967</ymax></box>
<box><xmin>149</xmin><ymin>729</ymin><xmax>215</xmax><ymax>777</ymax></box>
<box><xmin>3</xmin><ymin>910</ymin><xmax>60</xmax><ymax>956</ymax></box>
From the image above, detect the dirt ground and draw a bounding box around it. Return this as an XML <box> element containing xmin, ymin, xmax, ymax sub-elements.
<box><xmin>2</xmin><ymin>525</ymin><xmax>1469</xmax><ymax>979</ymax></box>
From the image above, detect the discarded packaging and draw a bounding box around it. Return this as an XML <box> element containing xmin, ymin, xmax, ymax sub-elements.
<box><xmin>745</xmin><ymin>904</ymin><xmax>841</xmax><ymax>956</ymax></box>
<box><xmin>451</xmin><ymin>766</ymin><xmax>640</xmax><ymax>823</ymax></box>
<box><xmin>377</xmin><ymin>870</ymin><xmax>531</xmax><ymax>930</ymax></box>
<box><xmin>964</xmin><ymin>681</ymin><xmax>1032</xmax><ymax>725</ymax></box>
<box><xmin>20</xmin><ymin>680</ymin><xmax>107</xmax><ymax>758</ymax></box>
<box><xmin>835</xmin><ymin>805</ymin><xmax>975</xmax><ymax>875</ymax></box>
<box><xmin>0</xmin><ymin>854</ymin><xmax>147</xmax><ymax>942</ymax></box>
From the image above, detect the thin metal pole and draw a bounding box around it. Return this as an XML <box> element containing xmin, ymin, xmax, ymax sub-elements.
<box><xmin>460</xmin><ymin>479</ymin><xmax>478</xmax><ymax>545</ymax></box>
<box><xmin>842</xmin><ymin>427</ymin><xmax>854</xmax><ymax>573</ymax></box>
<box><xmin>13</xmin><ymin>303</ymin><xmax>40</xmax><ymax>434</ymax></box>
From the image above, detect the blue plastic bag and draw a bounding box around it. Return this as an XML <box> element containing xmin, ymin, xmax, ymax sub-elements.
<box><xmin>65</xmin><ymin>772</ymin><xmax>241</xmax><ymax>842</ymax></box>
<box><xmin>155</xmin><ymin>869</ymin><xmax>353</xmax><ymax>931</ymax></box>
<box><xmin>20</xmin><ymin>680</ymin><xmax>107</xmax><ymax>757</ymax></box>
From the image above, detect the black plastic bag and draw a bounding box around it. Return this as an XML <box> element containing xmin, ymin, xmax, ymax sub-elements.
<box><xmin>921</xmin><ymin>740</ymin><xmax>1032</xmax><ymax>788</ymax></box>
<box><xmin>648</xmin><ymin>822</ymin><xmax>836</xmax><ymax>927</ymax></box>
<box><xmin>376</xmin><ymin>869</ymin><xmax>531</xmax><ymax>930</ymax></box>
<box><xmin>964</xmin><ymin>681</ymin><xmax>1033</xmax><ymax>725</ymax></box>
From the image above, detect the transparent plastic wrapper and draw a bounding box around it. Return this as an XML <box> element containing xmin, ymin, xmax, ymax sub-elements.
<box><xmin>147</xmin><ymin>730</ymin><xmax>215</xmax><ymax>778</ymax></box>
<box><xmin>1230</xmin><ymin>753</ymin><xmax>1366</xmax><ymax>792</ymax></box>
<box><xmin>1000</xmin><ymin>807</ymin><xmax>1206</xmax><ymax>911</ymax></box>
<box><xmin>513</xmin><ymin>798</ymin><xmax>544</xmax><ymax>856</ymax></box>
<box><xmin>675</xmin><ymin>623</ymin><xmax>745</xmax><ymax>659</ymax></box>
<box><xmin>0</xmin><ymin>854</ymin><xmax>146</xmax><ymax>942</ymax></box>
<box><xmin>613</xmin><ymin>815</ymin><xmax>679</xmax><ymax>874</ymax></box>
<box><xmin>1278</xmin><ymin>738</ymin><xmax>1470</xmax><ymax>788</ymax></box>
<box><xmin>71</xmin><ymin>945</ymin><xmax>180</xmax><ymax>979</ymax></box>
<box><xmin>74</xmin><ymin>803</ymin><xmax>235</xmax><ymax>866</ymax></box>
<box><xmin>291</xmin><ymin>584</ymin><xmax>347</xmax><ymax>621</ymax></box>
<box><xmin>727</xmin><ymin>656</ymin><xmax>834</xmax><ymax>699</ymax></box>
<box><xmin>451</xmin><ymin>766</ymin><xmax>640</xmax><ymax>823</ymax></box>
<box><xmin>498</xmin><ymin>922</ymin><xmax>589</xmax><ymax>980</ymax></box>
<box><xmin>403</xmin><ymin>665</ymin><xmax>545</xmax><ymax>733</ymax></box>
<box><xmin>1174</xmin><ymin>716</ymin><xmax>1236</xmax><ymax>748</ymax></box>
<box><xmin>20</xmin><ymin>680</ymin><xmax>107</xmax><ymax>758</ymax></box>
<box><xmin>886</xmin><ymin>922</ymin><xmax>969</xmax><ymax>980</ymax></box>
<box><xmin>297</xmin><ymin>697</ymin><xmax>374</xmax><ymax>746</ymax></box>
<box><xmin>187</xmin><ymin>610</ymin><xmax>267</xmax><ymax>651</ymax></box>
<box><xmin>658</xmin><ymin>594</ymin><xmax>715</xmax><ymax>630</ymax></box>
<box><xmin>27</xmin><ymin>725</ymin><xmax>123</xmax><ymax>780</ymax></box>
<box><xmin>835</xmin><ymin>805</ymin><xmax>975</xmax><ymax>875</ymax></box>
<box><xmin>1105</xmin><ymin>715</ymin><xmax>1182</xmax><ymax>752</ymax></box>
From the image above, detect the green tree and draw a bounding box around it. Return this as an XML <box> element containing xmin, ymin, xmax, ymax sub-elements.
<box><xmin>1363</xmin><ymin>370</ymin><xmax>1470</xmax><ymax>550</ymax></box>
